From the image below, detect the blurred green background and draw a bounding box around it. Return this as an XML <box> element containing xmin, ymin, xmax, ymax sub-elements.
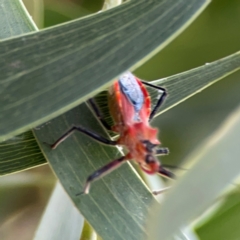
<box><xmin>0</xmin><ymin>0</ymin><xmax>240</xmax><ymax>239</ymax></box>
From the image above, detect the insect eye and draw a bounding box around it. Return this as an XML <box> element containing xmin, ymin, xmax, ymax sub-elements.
<box><xmin>145</xmin><ymin>154</ymin><xmax>155</xmax><ymax>164</ymax></box>
<box><xmin>141</xmin><ymin>140</ymin><xmax>158</xmax><ymax>153</ymax></box>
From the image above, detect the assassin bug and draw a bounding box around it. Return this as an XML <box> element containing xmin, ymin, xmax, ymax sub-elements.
<box><xmin>49</xmin><ymin>72</ymin><xmax>174</xmax><ymax>194</ymax></box>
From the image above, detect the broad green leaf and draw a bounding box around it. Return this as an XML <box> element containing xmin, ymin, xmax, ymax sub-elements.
<box><xmin>147</xmin><ymin>104</ymin><xmax>240</xmax><ymax>240</ymax></box>
<box><xmin>0</xmin><ymin>0</ymin><xmax>209</xmax><ymax>141</ymax></box>
<box><xmin>0</xmin><ymin>0</ymin><xmax>37</xmax><ymax>39</ymax></box>
<box><xmin>34</xmin><ymin>104</ymin><xmax>155</xmax><ymax>240</ymax></box>
<box><xmin>2</xmin><ymin>51</ymin><xmax>240</xmax><ymax>175</ymax></box>
<box><xmin>34</xmin><ymin>182</ymin><xmax>84</xmax><ymax>240</ymax></box>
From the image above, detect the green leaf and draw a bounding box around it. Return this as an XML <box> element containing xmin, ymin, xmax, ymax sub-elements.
<box><xmin>147</xmin><ymin>104</ymin><xmax>240</xmax><ymax>240</ymax></box>
<box><xmin>34</xmin><ymin>182</ymin><xmax>84</xmax><ymax>240</ymax></box>
<box><xmin>0</xmin><ymin>0</ymin><xmax>209</xmax><ymax>141</ymax></box>
<box><xmin>0</xmin><ymin>0</ymin><xmax>37</xmax><ymax>39</ymax></box>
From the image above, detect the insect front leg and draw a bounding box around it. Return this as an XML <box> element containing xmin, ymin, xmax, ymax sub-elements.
<box><xmin>158</xmin><ymin>166</ymin><xmax>175</xmax><ymax>179</ymax></box>
<box><xmin>141</xmin><ymin>81</ymin><xmax>167</xmax><ymax>121</ymax></box>
<box><xmin>76</xmin><ymin>156</ymin><xmax>126</xmax><ymax>195</ymax></box>
<box><xmin>152</xmin><ymin>166</ymin><xmax>175</xmax><ymax>195</ymax></box>
<box><xmin>49</xmin><ymin>125</ymin><xmax>117</xmax><ymax>149</ymax></box>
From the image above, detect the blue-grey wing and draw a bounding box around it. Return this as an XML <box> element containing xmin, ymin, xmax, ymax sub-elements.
<box><xmin>118</xmin><ymin>72</ymin><xmax>144</xmax><ymax>113</ymax></box>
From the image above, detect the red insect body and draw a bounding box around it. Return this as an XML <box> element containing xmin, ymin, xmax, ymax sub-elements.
<box><xmin>108</xmin><ymin>73</ymin><xmax>161</xmax><ymax>175</ymax></box>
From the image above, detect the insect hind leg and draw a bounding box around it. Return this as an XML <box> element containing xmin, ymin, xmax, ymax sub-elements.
<box><xmin>141</xmin><ymin>81</ymin><xmax>167</xmax><ymax>121</ymax></box>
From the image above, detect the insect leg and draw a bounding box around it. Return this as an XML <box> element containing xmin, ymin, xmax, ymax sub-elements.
<box><xmin>141</xmin><ymin>81</ymin><xmax>167</xmax><ymax>121</ymax></box>
<box><xmin>152</xmin><ymin>168</ymin><xmax>175</xmax><ymax>195</ymax></box>
<box><xmin>88</xmin><ymin>98</ymin><xmax>112</xmax><ymax>131</ymax></box>
<box><xmin>158</xmin><ymin>166</ymin><xmax>175</xmax><ymax>179</ymax></box>
<box><xmin>152</xmin><ymin>186</ymin><xmax>172</xmax><ymax>195</ymax></box>
<box><xmin>155</xmin><ymin>147</ymin><xmax>169</xmax><ymax>156</ymax></box>
<box><xmin>49</xmin><ymin>125</ymin><xmax>117</xmax><ymax>149</ymax></box>
<box><xmin>76</xmin><ymin>156</ymin><xmax>126</xmax><ymax>195</ymax></box>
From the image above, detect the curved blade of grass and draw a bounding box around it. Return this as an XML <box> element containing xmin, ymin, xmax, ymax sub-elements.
<box><xmin>34</xmin><ymin>103</ymin><xmax>156</xmax><ymax>240</ymax></box>
<box><xmin>0</xmin><ymin>0</ymin><xmax>37</xmax><ymax>39</ymax></box>
<box><xmin>2</xmin><ymin>51</ymin><xmax>240</xmax><ymax>175</ymax></box>
<box><xmin>0</xmin><ymin>0</ymin><xmax>209</xmax><ymax>141</ymax></box>
<box><xmin>147</xmin><ymin>104</ymin><xmax>240</xmax><ymax>240</ymax></box>
<box><xmin>151</xmin><ymin>51</ymin><xmax>240</xmax><ymax>116</ymax></box>
<box><xmin>34</xmin><ymin>182</ymin><xmax>84</xmax><ymax>240</ymax></box>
